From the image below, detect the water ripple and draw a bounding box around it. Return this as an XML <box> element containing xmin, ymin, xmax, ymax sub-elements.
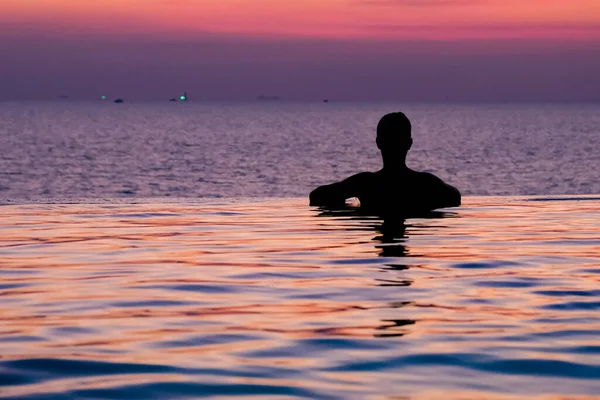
<box><xmin>1</xmin><ymin>197</ymin><xmax>600</xmax><ymax>398</ymax></box>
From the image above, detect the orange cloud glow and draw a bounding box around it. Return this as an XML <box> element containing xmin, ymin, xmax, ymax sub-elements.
<box><xmin>1</xmin><ymin>0</ymin><xmax>599</xmax><ymax>41</ymax></box>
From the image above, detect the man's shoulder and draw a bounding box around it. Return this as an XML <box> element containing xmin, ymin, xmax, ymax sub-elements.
<box><xmin>413</xmin><ymin>170</ymin><xmax>460</xmax><ymax>193</ymax></box>
<box><xmin>414</xmin><ymin>171</ymin><xmax>461</xmax><ymax>205</ymax></box>
<box><xmin>414</xmin><ymin>171</ymin><xmax>447</xmax><ymax>184</ymax></box>
<box><xmin>343</xmin><ymin>171</ymin><xmax>376</xmax><ymax>183</ymax></box>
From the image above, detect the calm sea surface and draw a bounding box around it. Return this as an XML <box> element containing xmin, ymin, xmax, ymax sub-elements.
<box><xmin>1</xmin><ymin>197</ymin><xmax>600</xmax><ymax>399</ymax></box>
<box><xmin>1</xmin><ymin>101</ymin><xmax>599</xmax><ymax>197</ymax></box>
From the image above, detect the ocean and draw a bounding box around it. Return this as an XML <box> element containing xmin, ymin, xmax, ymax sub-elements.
<box><xmin>1</xmin><ymin>101</ymin><xmax>599</xmax><ymax>198</ymax></box>
<box><xmin>1</xmin><ymin>102</ymin><xmax>599</xmax><ymax>399</ymax></box>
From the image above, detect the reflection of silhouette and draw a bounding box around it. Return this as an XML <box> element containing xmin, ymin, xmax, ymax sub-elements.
<box><xmin>314</xmin><ymin>206</ymin><xmax>456</xmax><ymax>338</ymax></box>
<box><xmin>310</xmin><ymin>112</ymin><xmax>461</xmax><ymax>216</ymax></box>
<box><xmin>315</xmin><ymin>207</ymin><xmax>452</xmax><ymax>259</ymax></box>
<box><xmin>375</xmin><ymin>278</ymin><xmax>412</xmax><ymax>287</ymax></box>
<box><xmin>375</xmin><ymin>319</ymin><xmax>416</xmax><ymax>338</ymax></box>
<box><xmin>373</xmin><ymin>217</ymin><xmax>409</xmax><ymax>258</ymax></box>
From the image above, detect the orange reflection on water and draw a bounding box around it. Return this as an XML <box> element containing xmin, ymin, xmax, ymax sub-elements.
<box><xmin>0</xmin><ymin>197</ymin><xmax>599</xmax><ymax>397</ymax></box>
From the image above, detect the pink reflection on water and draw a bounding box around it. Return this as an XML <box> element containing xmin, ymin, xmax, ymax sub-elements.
<box><xmin>0</xmin><ymin>197</ymin><xmax>599</xmax><ymax>397</ymax></box>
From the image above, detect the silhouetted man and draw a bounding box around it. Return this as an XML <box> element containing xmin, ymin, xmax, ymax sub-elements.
<box><xmin>309</xmin><ymin>112</ymin><xmax>461</xmax><ymax>215</ymax></box>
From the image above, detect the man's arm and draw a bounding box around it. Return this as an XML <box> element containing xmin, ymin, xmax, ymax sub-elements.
<box><xmin>442</xmin><ymin>183</ymin><xmax>461</xmax><ymax>207</ymax></box>
<box><xmin>309</xmin><ymin>173</ymin><xmax>369</xmax><ymax>207</ymax></box>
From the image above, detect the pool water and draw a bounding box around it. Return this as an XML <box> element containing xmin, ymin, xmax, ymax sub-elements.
<box><xmin>1</xmin><ymin>196</ymin><xmax>599</xmax><ymax>399</ymax></box>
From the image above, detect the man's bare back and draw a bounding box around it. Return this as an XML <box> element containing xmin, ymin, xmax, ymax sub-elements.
<box><xmin>309</xmin><ymin>112</ymin><xmax>461</xmax><ymax>215</ymax></box>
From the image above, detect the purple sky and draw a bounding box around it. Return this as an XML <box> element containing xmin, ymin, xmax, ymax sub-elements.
<box><xmin>1</xmin><ymin>1</ymin><xmax>599</xmax><ymax>102</ymax></box>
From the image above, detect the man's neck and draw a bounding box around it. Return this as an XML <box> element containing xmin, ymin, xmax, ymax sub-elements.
<box><xmin>381</xmin><ymin>154</ymin><xmax>408</xmax><ymax>172</ymax></box>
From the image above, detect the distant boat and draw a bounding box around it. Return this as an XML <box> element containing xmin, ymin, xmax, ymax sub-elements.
<box><xmin>323</xmin><ymin>99</ymin><xmax>329</xmax><ymax>103</ymax></box>
<box><xmin>169</xmin><ymin>98</ymin><xmax>177</xmax><ymax>102</ymax></box>
<box><xmin>114</xmin><ymin>98</ymin><xmax>124</xmax><ymax>104</ymax></box>
<box><xmin>257</xmin><ymin>95</ymin><xmax>280</xmax><ymax>101</ymax></box>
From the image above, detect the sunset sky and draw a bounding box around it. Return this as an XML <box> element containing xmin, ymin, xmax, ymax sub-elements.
<box><xmin>1</xmin><ymin>0</ymin><xmax>599</xmax><ymax>101</ymax></box>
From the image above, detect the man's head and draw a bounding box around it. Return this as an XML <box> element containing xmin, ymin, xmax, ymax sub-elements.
<box><xmin>376</xmin><ymin>112</ymin><xmax>412</xmax><ymax>155</ymax></box>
